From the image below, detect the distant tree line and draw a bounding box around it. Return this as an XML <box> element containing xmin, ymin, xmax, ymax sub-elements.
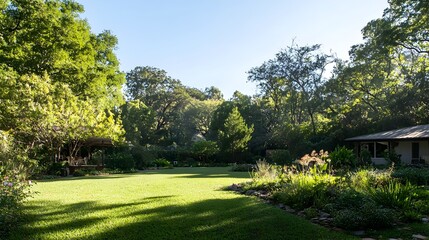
<box><xmin>1</xmin><ymin>0</ymin><xmax>428</xmax><ymax>172</ymax></box>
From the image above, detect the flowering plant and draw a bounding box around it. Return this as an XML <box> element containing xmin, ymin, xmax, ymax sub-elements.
<box><xmin>0</xmin><ymin>131</ymin><xmax>34</xmax><ymax>235</ymax></box>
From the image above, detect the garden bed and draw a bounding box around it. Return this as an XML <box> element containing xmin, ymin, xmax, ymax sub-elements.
<box><xmin>231</xmin><ymin>157</ymin><xmax>429</xmax><ymax>239</ymax></box>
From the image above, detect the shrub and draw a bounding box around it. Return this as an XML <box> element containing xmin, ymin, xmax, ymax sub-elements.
<box><xmin>73</xmin><ymin>169</ymin><xmax>86</xmax><ymax>177</ymax></box>
<box><xmin>192</xmin><ymin>141</ymin><xmax>219</xmax><ymax>163</ymax></box>
<box><xmin>331</xmin><ymin>191</ymin><xmax>397</xmax><ymax>230</ymax></box>
<box><xmin>348</xmin><ymin>168</ymin><xmax>393</xmax><ymax>191</ymax></box>
<box><xmin>267</xmin><ymin>149</ymin><xmax>292</xmax><ymax>165</ymax></box>
<box><xmin>153</xmin><ymin>158</ymin><xmax>171</xmax><ymax>168</ymax></box>
<box><xmin>333</xmin><ymin>189</ymin><xmax>370</xmax><ymax>209</ymax></box>
<box><xmin>358</xmin><ymin>149</ymin><xmax>373</xmax><ymax>166</ymax></box>
<box><xmin>243</xmin><ymin>160</ymin><xmax>282</xmax><ymax>191</ymax></box>
<box><xmin>332</xmin><ymin>203</ymin><xmax>396</xmax><ymax>230</ymax></box>
<box><xmin>105</xmin><ymin>150</ymin><xmax>135</xmax><ymax>171</ymax></box>
<box><xmin>47</xmin><ymin>161</ymin><xmax>69</xmax><ymax>176</ymax></box>
<box><xmin>333</xmin><ymin>209</ymin><xmax>365</xmax><ymax>230</ymax></box>
<box><xmin>367</xmin><ymin>180</ymin><xmax>418</xmax><ymax>210</ymax></box>
<box><xmin>392</xmin><ymin>166</ymin><xmax>429</xmax><ymax>185</ymax></box>
<box><xmin>131</xmin><ymin>146</ymin><xmax>156</xmax><ymax>169</ymax></box>
<box><xmin>384</xmin><ymin>150</ymin><xmax>401</xmax><ymax>165</ymax></box>
<box><xmin>273</xmin><ymin>172</ymin><xmax>337</xmax><ymax>210</ymax></box>
<box><xmin>251</xmin><ymin>160</ymin><xmax>279</xmax><ymax>182</ymax></box>
<box><xmin>231</xmin><ymin>164</ymin><xmax>254</xmax><ymax>172</ymax></box>
<box><xmin>294</xmin><ymin>150</ymin><xmax>329</xmax><ymax>173</ymax></box>
<box><xmin>330</xmin><ymin>146</ymin><xmax>356</xmax><ymax>169</ymax></box>
<box><xmin>0</xmin><ymin>131</ymin><xmax>34</xmax><ymax>236</ymax></box>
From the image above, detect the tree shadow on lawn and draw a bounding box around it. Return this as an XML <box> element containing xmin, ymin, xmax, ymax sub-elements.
<box><xmin>12</xmin><ymin>197</ymin><xmax>355</xmax><ymax>240</ymax></box>
<box><xmin>143</xmin><ymin>167</ymin><xmax>251</xmax><ymax>179</ymax></box>
<box><xmin>11</xmin><ymin>195</ymin><xmax>176</xmax><ymax>239</ymax></box>
<box><xmin>36</xmin><ymin>175</ymin><xmax>129</xmax><ymax>182</ymax></box>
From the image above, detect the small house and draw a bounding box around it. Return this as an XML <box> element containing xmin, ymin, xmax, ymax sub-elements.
<box><xmin>346</xmin><ymin>124</ymin><xmax>429</xmax><ymax>165</ymax></box>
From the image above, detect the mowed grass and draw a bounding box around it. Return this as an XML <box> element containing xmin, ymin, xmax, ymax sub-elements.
<box><xmin>10</xmin><ymin>167</ymin><xmax>356</xmax><ymax>240</ymax></box>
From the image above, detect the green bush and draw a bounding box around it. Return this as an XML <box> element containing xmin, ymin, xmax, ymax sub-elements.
<box><xmin>348</xmin><ymin>168</ymin><xmax>393</xmax><ymax>191</ymax></box>
<box><xmin>231</xmin><ymin>164</ymin><xmax>254</xmax><ymax>172</ymax></box>
<box><xmin>73</xmin><ymin>169</ymin><xmax>86</xmax><ymax>177</ymax></box>
<box><xmin>333</xmin><ymin>203</ymin><xmax>396</xmax><ymax>230</ymax></box>
<box><xmin>367</xmin><ymin>180</ymin><xmax>418</xmax><ymax>210</ymax></box>
<box><xmin>331</xmin><ymin>191</ymin><xmax>397</xmax><ymax>230</ymax></box>
<box><xmin>0</xmin><ymin>131</ymin><xmax>34</xmax><ymax>236</ymax></box>
<box><xmin>273</xmin><ymin>173</ymin><xmax>337</xmax><ymax>210</ymax></box>
<box><xmin>358</xmin><ymin>149</ymin><xmax>373</xmax><ymax>166</ymax></box>
<box><xmin>105</xmin><ymin>149</ymin><xmax>135</xmax><ymax>171</ymax></box>
<box><xmin>333</xmin><ymin>209</ymin><xmax>365</xmax><ymax>230</ymax></box>
<box><xmin>384</xmin><ymin>150</ymin><xmax>401</xmax><ymax>165</ymax></box>
<box><xmin>251</xmin><ymin>160</ymin><xmax>280</xmax><ymax>182</ymax></box>
<box><xmin>392</xmin><ymin>166</ymin><xmax>429</xmax><ymax>185</ymax></box>
<box><xmin>267</xmin><ymin>149</ymin><xmax>292</xmax><ymax>165</ymax></box>
<box><xmin>153</xmin><ymin>158</ymin><xmax>171</xmax><ymax>167</ymax></box>
<box><xmin>330</xmin><ymin>146</ymin><xmax>356</xmax><ymax>169</ymax></box>
<box><xmin>192</xmin><ymin>141</ymin><xmax>219</xmax><ymax>163</ymax></box>
<box><xmin>47</xmin><ymin>161</ymin><xmax>69</xmax><ymax>176</ymax></box>
<box><xmin>131</xmin><ymin>146</ymin><xmax>156</xmax><ymax>169</ymax></box>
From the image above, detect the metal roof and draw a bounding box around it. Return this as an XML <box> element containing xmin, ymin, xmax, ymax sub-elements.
<box><xmin>345</xmin><ymin>124</ymin><xmax>429</xmax><ymax>141</ymax></box>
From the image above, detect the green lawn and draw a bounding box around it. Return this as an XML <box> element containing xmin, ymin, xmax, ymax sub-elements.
<box><xmin>10</xmin><ymin>167</ymin><xmax>356</xmax><ymax>240</ymax></box>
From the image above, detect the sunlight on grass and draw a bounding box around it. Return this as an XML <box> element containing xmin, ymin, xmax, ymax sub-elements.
<box><xmin>10</xmin><ymin>167</ymin><xmax>356</xmax><ymax>240</ymax></box>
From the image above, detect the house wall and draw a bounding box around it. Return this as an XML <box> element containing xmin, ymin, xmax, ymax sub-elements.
<box><xmin>394</xmin><ymin>141</ymin><xmax>429</xmax><ymax>164</ymax></box>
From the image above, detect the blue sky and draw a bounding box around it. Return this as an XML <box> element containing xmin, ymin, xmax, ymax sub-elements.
<box><xmin>77</xmin><ymin>1</ymin><xmax>388</xmax><ymax>99</ymax></box>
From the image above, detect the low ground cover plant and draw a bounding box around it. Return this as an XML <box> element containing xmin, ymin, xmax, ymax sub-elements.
<box><xmin>240</xmin><ymin>149</ymin><xmax>429</xmax><ymax>231</ymax></box>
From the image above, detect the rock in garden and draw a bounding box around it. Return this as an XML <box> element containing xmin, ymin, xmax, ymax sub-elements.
<box><xmin>353</xmin><ymin>230</ymin><xmax>365</xmax><ymax>236</ymax></box>
<box><xmin>228</xmin><ymin>183</ymin><xmax>241</xmax><ymax>191</ymax></box>
<box><xmin>412</xmin><ymin>234</ymin><xmax>428</xmax><ymax>240</ymax></box>
<box><xmin>245</xmin><ymin>190</ymin><xmax>256</xmax><ymax>195</ymax></box>
<box><xmin>319</xmin><ymin>211</ymin><xmax>330</xmax><ymax>218</ymax></box>
<box><xmin>284</xmin><ymin>205</ymin><xmax>296</xmax><ymax>213</ymax></box>
<box><xmin>422</xmin><ymin>217</ymin><xmax>428</xmax><ymax>223</ymax></box>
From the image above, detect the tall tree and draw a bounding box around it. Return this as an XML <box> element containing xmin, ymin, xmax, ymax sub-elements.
<box><xmin>0</xmin><ymin>0</ymin><xmax>125</xmax><ymax>108</ymax></box>
<box><xmin>0</xmin><ymin>1</ymin><xmax>126</xmax><ymax>170</ymax></box>
<box><xmin>126</xmin><ymin>66</ymin><xmax>191</xmax><ymax>145</ymax></box>
<box><xmin>218</xmin><ymin>107</ymin><xmax>254</xmax><ymax>162</ymax></box>
<box><xmin>120</xmin><ymin>100</ymin><xmax>155</xmax><ymax>145</ymax></box>
<box><xmin>204</xmin><ymin>86</ymin><xmax>224</xmax><ymax>100</ymax></box>
<box><xmin>248</xmin><ymin>43</ymin><xmax>334</xmax><ymax>135</ymax></box>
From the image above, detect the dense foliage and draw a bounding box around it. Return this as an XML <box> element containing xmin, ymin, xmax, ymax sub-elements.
<box><xmin>242</xmin><ymin>155</ymin><xmax>429</xmax><ymax>230</ymax></box>
<box><xmin>2</xmin><ymin>0</ymin><xmax>429</xmax><ymax>235</ymax></box>
<box><xmin>119</xmin><ymin>0</ymin><xmax>429</xmax><ymax>164</ymax></box>
<box><xmin>0</xmin><ymin>0</ymin><xmax>125</xmax><ymax>234</ymax></box>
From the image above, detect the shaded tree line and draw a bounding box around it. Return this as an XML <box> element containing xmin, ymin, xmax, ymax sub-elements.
<box><xmin>1</xmin><ymin>0</ymin><xmax>429</xmax><ymax>170</ymax></box>
<box><xmin>122</xmin><ymin>0</ymin><xmax>429</xmax><ymax>163</ymax></box>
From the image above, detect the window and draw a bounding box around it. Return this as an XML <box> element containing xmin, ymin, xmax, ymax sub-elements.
<box><xmin>376</xmin><ymin>142</ymin><xmax>388</xmax><ymax>158</ymax></box>
<box><xmin>361</xmin><ymin>142</ymin><xmax>388</xmax><ymax>158</ymax></box>
<box><xmin>412</xmin><ymin>142</ymin><xmax>419</xmax><ymax>159</ymax></box>
<box><xmin>361</xmin><ymin>143</ymin><xmax>375</xmax><ymax>158</ymax></box>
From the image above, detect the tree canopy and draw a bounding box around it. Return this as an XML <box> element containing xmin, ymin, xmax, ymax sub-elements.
<box><xmin>2</xmin><ymin>0</ymin><xmax>429</xmax><ymax>167</ymax></box>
